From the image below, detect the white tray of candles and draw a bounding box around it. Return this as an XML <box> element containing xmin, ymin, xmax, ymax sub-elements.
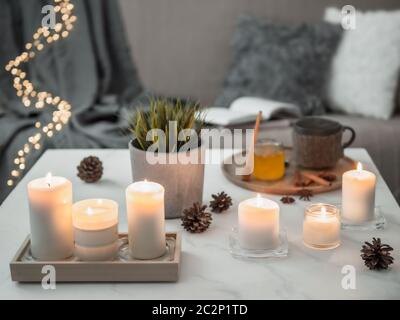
<box><xmin>10</xmin><ymin>233</ymin><xmax>181</xmax><ymax>283</ymax></box>
<box><xmin>10</xmin><ymin>176</ymin><xmax>181</xmax><ymax>283</ymax></box>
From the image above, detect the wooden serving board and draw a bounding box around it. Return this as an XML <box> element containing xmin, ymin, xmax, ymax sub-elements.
<box><xmin>10</xmin><ymin>233</ymin><xmax>181</xmax><ymax>283</ymax></box>
<box><xmin>222</xmin><ymin>149</ymin><xmax>357</xmax><ymax>195</ymax></box>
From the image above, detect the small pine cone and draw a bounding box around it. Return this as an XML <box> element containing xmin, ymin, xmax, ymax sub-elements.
<box><xmin>360</xmin><ymin>238</ymin><xmax>394</xmax><ymax>270</ymax></box>
<box><xmin>77</xmin><ymin>156</ymin><xmax>103</xmax><ymax>183</ymax></box>
<box><xmin>209</xmin><ymin>191</ymin><xmax>233</xmax><ymax>213</ymax></box>
<box><xmin>181</xmin><ymin>202</ymin><xmax>212</xmax><ymax>233</ymax></box>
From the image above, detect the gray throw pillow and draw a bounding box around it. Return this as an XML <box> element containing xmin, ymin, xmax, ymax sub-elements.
<box><xmin>215</xmin><ymin>16</ymin><xmax>342</xmax><ymax>115</ymax></box>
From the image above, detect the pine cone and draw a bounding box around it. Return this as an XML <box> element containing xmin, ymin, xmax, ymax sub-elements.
<box><xmin>181</xmin><ymin>202</ymin><xmax>212</xmax><ymax>233</ymax></box>
<box><xmin>209</xmin><ymin>191</ymin><xmax>233</xmax><ymax>213</ymax></box>
<box><xmin>361</xmin><ymin>238</ymin><xmax>394</xmax><ymax>270</ymax></box>
<box><xmin>77</xmin><ymin>156</ymin><xmax>103</xmax><ymax>183</ymax></box>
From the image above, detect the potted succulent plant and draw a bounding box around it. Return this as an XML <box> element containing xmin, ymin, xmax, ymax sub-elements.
<box><xmin>128</xmin><ymin>98</ymin><xmax>205</xmax><ymax>219</ymax></box>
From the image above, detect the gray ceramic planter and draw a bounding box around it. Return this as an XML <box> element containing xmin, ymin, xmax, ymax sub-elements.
<box><xmin>129</xmin><ymin>140</ymin><xmax>205</xmax><ymax>219</ymax></box>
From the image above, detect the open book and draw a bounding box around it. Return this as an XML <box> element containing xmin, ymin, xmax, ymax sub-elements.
<box><xmin>202</xmin><ymin>97</ymin><xmax>300</xmax><ymax>126</ymax></box>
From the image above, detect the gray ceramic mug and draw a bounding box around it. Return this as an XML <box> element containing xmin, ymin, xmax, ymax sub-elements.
<box><xmin>293</xmin><ymin>117</ymin><xmax>356</xmax><ymax>169</ymax></box>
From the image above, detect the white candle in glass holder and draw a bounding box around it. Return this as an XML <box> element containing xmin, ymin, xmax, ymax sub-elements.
<box><xmin>126</xmin><ymin>181</ymin><xmax>166</xmax><ymax>260</ymax></box>
<box><xmin>342</xmin><ymin>162</ymin><xmax>376</xmax><ymax>223</ymax></box>
<box><xmin>238</xmin><ymin>194</ymin><xmax>280</xmax><ymax>250</ymax></box>
<box><xmin>72</xmin><ymin>199</ymin><xmax>119</xmax><ymax>261</ymax></box>
<box><xmin>303</xmin><ymin>204</ymin><xmax>340</xmax><ymax>250</ymax></box>
<box><xmin>27</xmin><ymin>173</ymin><xmax>74</xmax><ymax>260</ymax></box>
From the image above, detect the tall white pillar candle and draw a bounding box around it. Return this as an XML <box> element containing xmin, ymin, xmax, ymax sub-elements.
<box><xmin>27</xmin><ymin>173</ymin><xmax>74</xmax><ymax>260</ymax></box>
<box><xmin>72</xmin><ymin>199</ymin><xmax>119</xmax><ymax>261</ymax></box>
<box><xmin>342</xmin><ymin>162</ymin><xmax>376</xmax><ymax>223</ymax></box>
<box><xmin>126</xmin><ymin>181</ymin><xmax>166</xmax><ymax>259</ymax></box>
<box><xmin>238</xmin><ymin>195</ymin><xmax>280</xmax><ymax>250</ymax></box>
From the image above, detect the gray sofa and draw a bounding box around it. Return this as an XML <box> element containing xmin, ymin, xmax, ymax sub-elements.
<box><xmin>120</xmin><ymin>0</ymin><xmax>400</xmax><ymax>202</ymax></box>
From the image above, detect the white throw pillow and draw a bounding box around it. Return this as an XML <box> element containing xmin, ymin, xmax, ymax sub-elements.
<box><xmin>324</xmin><ymin>8</ymin><xmax>400</xmax><ymax>119</ymax></box>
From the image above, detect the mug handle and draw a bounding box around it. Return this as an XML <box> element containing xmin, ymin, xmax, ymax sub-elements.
<box><xmin>342</xmin><ymin>126</ymin><xmax>356</xmax><ymax>148</ymax></box>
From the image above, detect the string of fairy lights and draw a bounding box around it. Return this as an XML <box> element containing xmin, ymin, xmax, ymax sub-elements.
<box><xmin>4</xmin><ymin>0</ymin><xmax>76</xmax><ymax>187</ymax></box>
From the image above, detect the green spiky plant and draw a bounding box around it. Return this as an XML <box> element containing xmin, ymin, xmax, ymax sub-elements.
<box><xmin>129</xmin><ymin>97</ymin><xmax>205</xmax><ymax>152</ymax></box>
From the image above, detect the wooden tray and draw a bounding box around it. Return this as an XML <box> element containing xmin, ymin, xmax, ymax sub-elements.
<box><xmin>10</xmin><ymin>233</ymin><xmax>181</xmax><ymax>283</ymax></box>
<box><xmin>222</xmin><ymin>149</ymin><xmax>356</xmax><ymax>195</ymax></box>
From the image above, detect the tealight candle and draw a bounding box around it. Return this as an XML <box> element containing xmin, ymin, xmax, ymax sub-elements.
<box><xmin>238</xmin><ymin>195</ymin><xmax>280</xmax><ymax>250</ymax></box>
<box><xmin>27</xmin><ymin>173</ymin><xmax>74</xmax><ymax>260</ymax></box>
<box><xmin>303</xmin><ymin>203</ymin><xmax>340</xmax><ymax>250</ymax></box>
<box><xmin>72</xmin><ymin>199</ymin><xmax>119</xmax><ymax>261</ymax></box>
<box><xmin>342</xmin><ymin>162</ymin><xmax>376</xmax><ymax>223</ymax></box>
<box><xmin>126</xmin><ymin>181</ymin><xmax>166</xmax><ymax>259</ymax></box>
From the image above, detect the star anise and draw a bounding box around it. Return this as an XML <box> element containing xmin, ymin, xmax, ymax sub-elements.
<box><xmin>298</xmin><ymin>189</ymin><xmax>313</xmax><ymax>201</ymax></box>
<box><xmin>318</xmin><ymin>172</ymin><xmax>337</xmax><ymax>183</ymax></box>
<box><xmin>280</xmin><ymin>196</ymin><xmax>295</xmax><ymax>204</ymax></box>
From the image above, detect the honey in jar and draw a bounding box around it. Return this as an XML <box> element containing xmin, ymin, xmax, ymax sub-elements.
<box><xmin>253</xmin><ymin>140</ymin><xmax>285</xmax><ymax>181</ymax></box>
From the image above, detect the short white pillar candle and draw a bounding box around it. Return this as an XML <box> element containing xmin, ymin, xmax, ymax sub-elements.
<box><xmin>303</xmin><ymin>203</ymin><xmax>341</xmax><ymax>250</ymax></box>
<box><xmin>72</xmin><ymin>199</ymin><xmax>119</xmax><ymax>261</ymax></box>
<box><xmin>126</xmin><ymin>181</ymin><xmax>166</xmax><ymax>260</ymax></box>
<box><xmin>27</xmin><ymin>173</ymin><xmax>74</xmax><ymax>260</ymax></box>
<box><xmin>342</xmin><ymin>162</ymin><xmax>376</xmax><ymax>223</ymax></box>
<box><xmin>238</xmin><ymin>194</ymin><xmax>280</xmax><ymax>250</ymax></box>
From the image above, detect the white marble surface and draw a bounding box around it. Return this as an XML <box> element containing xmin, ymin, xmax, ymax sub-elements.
<box><xmin>0</xmin><ymin>148</ymin><xmax>399</xmax><ymax>299</ymax></box>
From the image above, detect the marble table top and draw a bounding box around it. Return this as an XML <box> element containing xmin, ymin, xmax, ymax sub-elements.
<box><xmin>0</xmin><ymin>148</ymin><xmax>399</xmax><ymax>299</ymax></box>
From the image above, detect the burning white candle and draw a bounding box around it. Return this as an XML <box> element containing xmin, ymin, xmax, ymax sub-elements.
<box><xmin>27</xmin><ymin>172</ymin><xmax>74</xmax><ymax>260</ymax></box>
<box><xmin>303</xmin><ymin>204</ymin><xmax>340</xmax><ymax>250</ymax></box>
<box><xmin>342</xmin><ymin>162</ymin><xmax>376</xmax><ymax>223</ymax></box>
<box><xmin>126</xmin><ymin>180</ymin><xmax>166</xmax><ymax>259</ymax></box>
<box><xmin>238</xmin><ymin>194</ymin><xmax>280</xmax><ymax>250</ymax></box>
<box><xmin>72</xmin><ymin>199</ymin><xmax>119</xmax><ymax>261</ymax></box>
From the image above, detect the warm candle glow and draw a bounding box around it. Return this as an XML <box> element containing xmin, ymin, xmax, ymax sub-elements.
<box><xmin>72</xmin><ymin>199</ymin><xmax>119</xmax><ymax>261</ymax></box>
<box><xmin>256</xmin><ymin>193</ymin><xmax>263</xmax><ymax>207</ymax></box>
<box><xmin>343</xmin><ymin>162</ymin><xmax>376</xmax><ymax>223</ymax></box>
<box><xmin>87</xmin><ymin>207</ymin><xmax>94</xmax><ymax>216</ymax></box>
<box><xmin>126</xmin><ymin>181</ymin><xmax>166</xmax><ymax>259</ymax></box>
<box><xmin>303</xmin><ymin>204</ymin><xmax>340</xmax><ymax>250</ymax></box>
<box><xmin>27</xmin><ymin>175</ymin><xmax>73</xmax><ymax>260</ymax></box>
<box><xmin>45</xmin><ymin>172</ymin><xmax>52</xmax><ymax>187</ymax></box>
<box><xmin>238</xmin><ymin>196</ymin><xmax>280</xmax><ymax>249</ymax></box>
<box><xmin>320</xmin><ymin>206</ymin><xmax>328</xmax><ymax>222</ymax></box>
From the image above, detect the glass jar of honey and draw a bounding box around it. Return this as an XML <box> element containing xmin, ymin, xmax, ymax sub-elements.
<box><xmin>253</xmin><ymin>140</ymin><xmax>285</xmax><ymax>181</ymax></box>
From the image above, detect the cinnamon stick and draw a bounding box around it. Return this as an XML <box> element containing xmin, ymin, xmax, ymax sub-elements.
<box><xmin>301</xmin><ymin>171</ymin><xmax>331</xmax><ymax>187</ymax></box>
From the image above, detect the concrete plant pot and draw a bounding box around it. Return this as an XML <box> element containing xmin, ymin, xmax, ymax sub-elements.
<box><xmin>129</xmin><ymin>139</ymin><xmax>205</xmax><ymax>219</ymax></box>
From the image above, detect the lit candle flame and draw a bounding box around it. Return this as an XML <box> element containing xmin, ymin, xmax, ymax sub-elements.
<box><xmin>256</xmin><ymin>193</ymin><xmax>263</xmax><ymax>207</ymax></box>
<box><xmin>357</xmin><ymin>162</ymin><xmax>363</xmax><ymax>173</ymax></box>
<box><xmin>320</xmin><ymin>206</ymin><xmax>329</xmax><ymax>221</ymax></box>
<box><xmin>45</xmin><ymin>172</ymin><xmax>52</xmax><ymax>187</ymax></box>
<box><xmin>87</xmin><ymin>207</ymin><xmax>94</xmax><ymax>216</ymax></box>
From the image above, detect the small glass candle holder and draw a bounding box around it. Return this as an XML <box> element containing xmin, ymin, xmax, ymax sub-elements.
<box><xmin>253</xmin><ymin>139</ymin><xmax>285</xmax><ymax>181</ymax></box>
<box><xmin>303</xmin><ymin>203</ymin><xmax>340</xmax><ymax>250</ymax></box>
